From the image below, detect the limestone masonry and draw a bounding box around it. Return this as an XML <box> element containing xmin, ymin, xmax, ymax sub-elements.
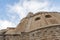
<box><xmin>0</xmin><ymin>12</ymin><xmax>60</xmax><ymax>40</ymax></box>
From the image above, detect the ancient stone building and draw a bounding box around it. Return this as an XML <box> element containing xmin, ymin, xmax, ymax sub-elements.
<box><xmin>0</xmin><ymin>12</ymin><xmax>60</xmax><ymax>40</ymax></box>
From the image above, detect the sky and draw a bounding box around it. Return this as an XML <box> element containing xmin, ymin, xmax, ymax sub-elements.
<box><xmin>0</xmin><ymin>0</ymin><xmax>60</xmax><ymax>30</ymax></box>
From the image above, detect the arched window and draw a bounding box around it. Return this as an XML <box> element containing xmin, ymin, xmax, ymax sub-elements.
<box><xmin>45</xmin><ymin>15</ymin><xmax>52</xmax><ymax>18</ymax></box>
<box><xmin>35</xmin><ymin>17</ymin><xmax>40</xmax><ymax>21</ymax></box>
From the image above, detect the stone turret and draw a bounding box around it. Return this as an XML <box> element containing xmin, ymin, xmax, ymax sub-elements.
<box><xmin>26</xmin><ymin>12</ymin><xmax>33</xmax><ymax>18</ymax></box>
<box><xmin>15</xmin><ymin>12</ymin><xmax>33</xmax><ymax>32</ymax></box>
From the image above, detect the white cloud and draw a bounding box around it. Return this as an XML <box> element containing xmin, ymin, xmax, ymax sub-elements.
<box><xmin>0</xmin><ymin>20</ymin><xmax>16</xmax><ymax>30</ymax></box>
<box><xmin>23</xmin><ymin>0</ymin><xmax>49</xmax><ymax>13</ymax></box>
<box><xmin>6</xmin><ymin>0</ymin><xmax>50</xmax><ymax>19</ymax></box>
<box><xmin>1</xmin><ymin>0</ymin><xmax>59</xmax><ymax>30</ymax></box>
<box><xmin>5</xmin><ymin>0</ymin><xmax>59</xmax><ymax>30</ymax></box>
<box><xmin>7</xmin><ymin>5</ymin><xmax>26</xmax><ymax>19</ymax></box>
<box><xmin>49</xmin><ymin>6</ymin><xmax>60</xmax><ymax>12</ymax></box>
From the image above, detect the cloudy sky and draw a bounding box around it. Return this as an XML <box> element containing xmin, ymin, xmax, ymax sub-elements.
<box><xmin>0</xmin><ymin>0</ymin><xmax>60</xmax><ymax>29</ymax></box>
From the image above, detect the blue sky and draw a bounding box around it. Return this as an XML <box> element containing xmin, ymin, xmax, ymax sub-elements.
<box><xmin>0</xmin><ymin>0</ymin><xmax>60</xmax><ymax>29</ymax></box>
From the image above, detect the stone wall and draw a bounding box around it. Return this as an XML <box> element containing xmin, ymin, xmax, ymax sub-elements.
<box><xmin>18</xmin><ymin>12</ymin><xmax>60</xmax><ymax>32</ymax></box>
<box><xmin>29</xmin><ymin>25</ymin><xmax>60</xmax><ymax>40</ymax></box>
<box><xmin>5</xmin><ymin>34</ymin><xmax>21</xmax><ymax>40</ymax></box>
<box><xmin>0</xmin><ymin>25</ymin><xmax>60</xmax><ymax>40</ymax></box>
<box><xmin>0</xmin><ymin>35</ymin><xmax>4</xmax><ymax>40</ymax></box>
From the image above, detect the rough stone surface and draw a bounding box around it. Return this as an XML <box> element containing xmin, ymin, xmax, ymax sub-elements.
<box><xmin>0</xmin><ymin>12</ymin><xmax>60</xmax><ymax>40</ymax></box>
